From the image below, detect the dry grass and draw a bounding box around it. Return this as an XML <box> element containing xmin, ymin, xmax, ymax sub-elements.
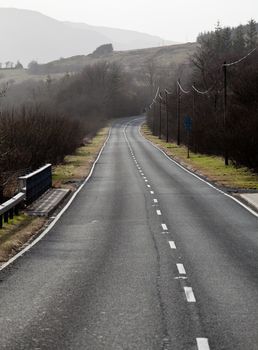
<box><xmin>52</xmin><ymin>127</ymin><xmax>109</xmax><ymax>190</ymax></box>
<box><xmin>0</xmin><ymin>126</ymin><xmax>109</xmax><ymax>264</ymax></box>
<box><xmin>0</xmin><ymin>215</ymin><xmax>45</xmax><ymax>262</ymax></box>
<box><xmin>142</xmin><ymin>124</ymin><xmax>258</xmax><ymax>190</ymax></box>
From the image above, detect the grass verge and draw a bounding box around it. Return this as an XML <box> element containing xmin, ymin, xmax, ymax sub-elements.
<box><xmin>0</xmin><ymin>126</ymin><xmax>109</xmax><ymax>264</ymax></box>
<box><xmin>141</xmin><ymin>124</ymin><xmax>258</xmax><ymax>190</ymax></box>
<box><xmin>52</xmin><ymin>127</ymin><xmax>109</xmax><ymax>190</ymax></box>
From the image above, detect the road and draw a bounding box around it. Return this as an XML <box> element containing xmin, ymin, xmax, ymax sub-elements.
<box><xmin>0</xmin><ymin>117</ymin><xmax>257</xmax><ymax>350</ymax></box>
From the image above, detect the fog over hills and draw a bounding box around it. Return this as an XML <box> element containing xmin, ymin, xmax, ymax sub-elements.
<box><xmin>0</xmin><ymin>8</ymin><xmax>177</xmax><ymax>66</ymax></box>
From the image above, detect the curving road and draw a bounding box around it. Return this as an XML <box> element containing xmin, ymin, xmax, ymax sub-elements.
<box><xmin>0</xmin><ymin>117</ymin><xmax>257</xmax><ymax>350</ymax></box>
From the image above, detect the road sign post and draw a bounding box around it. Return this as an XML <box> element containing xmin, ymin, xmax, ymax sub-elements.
<box><xmin>184</xmin><ymin>116</ymin><xmax>193</xmax><ymax>159</ymax></box>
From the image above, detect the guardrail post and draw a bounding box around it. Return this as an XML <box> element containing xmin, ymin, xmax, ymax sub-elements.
<box><xmin>0</xmin><ymin>215</ymin><xmax>2</xmax><ymax>229</ymax></box>
<box><xmin>14</xmin><ymin>205</ymin><xmax>19</xmax><ymax>216</ymax></box>
<box><xmin>10</xmin><ymin>208</ymin><xmax>14</xmax><ymax>220</ymax></box>
<box><xmin>4</xmin><ymin>211</ymin><xmax>8</xmax><ymax>224</ymax></box>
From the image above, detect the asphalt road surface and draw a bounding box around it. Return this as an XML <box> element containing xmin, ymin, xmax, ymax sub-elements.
<box><xmin>0</xmin><ymin>117</ymin><xmax>257</xmax><ymax>350</ymax></box>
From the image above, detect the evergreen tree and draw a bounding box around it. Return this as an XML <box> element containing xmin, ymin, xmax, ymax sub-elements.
<box><xmin>246</xmin><ymin>19</ymin><xmax>257</xmax><ymax>49</ymax></box>
<box><xmin>233</xmin><ymin>25</ymin><xmax>246</xmax><ymax>53</ymax></box>
<box><xmin>222</xmin><ymin>27</ymin><xmax>233</xmax><ymax>53</ymax></box>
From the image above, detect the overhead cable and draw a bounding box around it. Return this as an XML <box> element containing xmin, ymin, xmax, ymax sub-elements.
<box><xmin>177</xmin><ymin>80</ymin><xmax>191</xmax><ymax>94</ymax></box>
<box><xmin>149</xmin><ymin>86</ymin><xmax>160</xmax><ymax>109</ymax></box>
<box><xmin>223</xmin><ymin>48</ymin><xmax>256</xmax><ymax>67</ymax></box>
<box><xmin>192</xmin><ymin>84</ymin><xmax>214</xmax><ymax>95</ymax></box>
<box><xmin>164</xmin><ymin>89</ymin><xmax>173</xmax><ymax>95</ymax></box>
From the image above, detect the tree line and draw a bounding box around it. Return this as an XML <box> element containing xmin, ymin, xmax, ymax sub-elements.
<box><xmin>0</xmin><ymin>61</ymin><xmax>147</xmax><ymax>201</ymax></box>
<box><xmin>147</xmin><ymin>19</ymin><xmax>258</xmax><ymax>172</ymax></box>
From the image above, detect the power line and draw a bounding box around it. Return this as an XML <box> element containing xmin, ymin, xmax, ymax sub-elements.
<box><xmin>149</xmin><ymin>86</ymin><xmax>160</xmax><ymax>109</ymax></box>
<box><xmin>222</xmin><ymin>48</ymin><xmax>256</xmax><ymax>67</ymax></box>
<box><xmin>177</xmin><ymin>80</ymin><xmax>191</xmax><ymax>94</ymax></box>
<box><xmin>192</xmin><ymin>84</ymin><xmax>214</xmax><ymax>95</ymax></box>
<box><xmin>164</xmin><ymin>89</ymin><xmax>173</xmax><ymax>95</ymax></box>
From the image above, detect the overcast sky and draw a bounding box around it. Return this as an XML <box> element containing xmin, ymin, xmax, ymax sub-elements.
<box><xmin>0</xmin><ymin>0</ymin><xmax>257</xmax><ymax>42</ymax></box>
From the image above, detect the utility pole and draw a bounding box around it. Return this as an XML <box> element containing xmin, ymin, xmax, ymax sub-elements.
<box><xmin>165</xmin><ymin>90</ymin><xmax>169</xmax><ymax>143</ymax></box>
<box><xmin>159</xmin><ymin>95</ymin><xmax>162</xmax><ymax>139</ymax></box>
<box><xmin>177</xmin><ymin>79</ymin><xmax>181</xmax><ymax>145</ymax></box>
<box><xmin>223</xmin><ymin>62</ymin><xmax>229</xmax><ymax>166</ymax></box>
<box><xmin>192</xmin><ymin>82</ymin><xmax>196</xmax><ymax>152</ymax></box>
<box><xmin>153</xmin><ymin>103</ymin><xmax>156</xmax><ymax>135</ymax></box>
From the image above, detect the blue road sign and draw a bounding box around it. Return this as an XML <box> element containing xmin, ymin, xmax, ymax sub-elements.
<box><xmin>184</xmin><ymin>116</ymin><xmax>192</xmax><ymax>131</ymax></box>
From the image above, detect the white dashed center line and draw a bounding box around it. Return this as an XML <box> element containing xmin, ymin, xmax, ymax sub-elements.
<box><xmin>161</xmin><ymin>223</ymin><xmax>168</xmax><ymax>231</ymax></box>
<box><xmin>196</xmin><ymin>338</ymin><xmax>210</xmax><ymax>350</ymax></box>
<box><xmin>176</xmin><ymin>263</ymin><xmax>186</xmax><ymax>275</ymax></box>
<box><xmin>169</xmin><ymin>241</ymin><xmax>176</xmax><ymax>249</ymax></box>
<box><xmin>150</xmin><ymin>191</ymin><xmax>154</xmax><ymax>194</ymax></box>
<box><xmin>156</xmin><ymin>210</ymin><xmax>162</xmax><ymax>215</ymax></box>
<box><xmin>153</xmin><ymin>199</ymin><xmax>158</xmax><ymax>203</ymax></box>
<box><xmin>184</xmin><ymin>287</ymin><xmax>196</xmax><ymax>302</ymax></box>
<box><xmin>147</xmin><ymin>185</ymin><xmax>151</xmax><ymax>188</ymax></box>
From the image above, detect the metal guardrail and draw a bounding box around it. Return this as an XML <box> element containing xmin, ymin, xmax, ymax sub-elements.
<box><xmin>19</xmin><ymin>164</ymin><xmax>52</xmax><ymax>205</ymax></box>
<box><xmin>0</xmin><ymin>192</ymin><xmax>25</xmax><ymax>228</ymax></box>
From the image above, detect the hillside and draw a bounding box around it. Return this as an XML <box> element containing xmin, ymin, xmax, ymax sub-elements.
<box><xmin>0</xmin><ymin>42</ymin><xmax>197</xmax><ymax>86</ymax></box>
<box><xmin>30</xmin><ymin>42</ymin><xmax>198</xmax><ymax>75</ymax></box>
<box><xmin>0</xmin><ymin>8</ymin><xmax>176</xmax><ymax>66</ymax></box>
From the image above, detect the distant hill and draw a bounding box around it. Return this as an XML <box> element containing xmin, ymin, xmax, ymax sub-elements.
<box><xmin>0</xmin><ymin>8</ymin><xmax>178</xmax><ymax>66</ymax></box>
<box><xmin>64</xmin><ymin>22</ymin><xmax>177</xmax><ymax>50</ymax></box>
<box><xmin>0</xmin><ymin>42</ymin><xmax>197</xmax><ymax>86</ymax></box>
<box><xmin>30</xmin><ymin>42</ymin><xmax>197</xmax><ymax>76</ymax></box>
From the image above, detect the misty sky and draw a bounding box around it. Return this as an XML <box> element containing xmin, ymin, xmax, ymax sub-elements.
<box><xmin>0</xmin><ymin>0</ymin><xmax>257</xmax><ymax>42</ymax></box>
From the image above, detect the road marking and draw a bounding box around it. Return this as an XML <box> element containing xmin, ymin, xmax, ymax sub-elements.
<box><xmin>184</xmin><ymin>287</ymin><xmax>196</xmax><ymax>302</ymax></box>
<box><xmin>176</xmin><ymin>263</ymin><xmax>186</xmax><ymax>274</ymax></box>
<box><xmin>150</xmin><ymin>191</ymin><xmax>154</xmax><ymax>194</ymax></box>
<box><xmin>0</xmin><ymin>125</ymin><xmax>113</xmax><ymax>272</ymax></box>
<box><xmin>169</xmin><ymin>241</ymin><xmax>176</xmax><ymax>249</ymax></box>
<box><xmin>147</xmin><ymin>185</ymin><xmax>151</xmax><ymax>188</ymax></box>
<box><xmin>156</xmin><ymin>210</ymin><xmax>162</xmax><ymax>215</ymax></box>
<box><xmin>145</xmin><ymin>179</ymin><xmax>148</xmax><ymax>182</ymax></box>
<box><xmin>196</xmin><ymin>338</ymin><xmax>210</xmax><ymax>350</ymax></box>
<box><xmin>138</xmin><ymin>124</ymin><xmax>258</xmax><ymax>219</ymax></box>
<box><xmin>153</xmin><ymin>199</ymin><xmax>158</xmax><ymax>203</ymax></box>
<box><xmin>161</xmin><ymin>223</ymin><xmax>168</xmax><ymax>231</ymax></box>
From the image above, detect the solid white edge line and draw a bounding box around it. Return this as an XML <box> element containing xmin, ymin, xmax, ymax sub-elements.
<box><xmin>184</xmin><ymin>287</ymin><xmax>196</xmax><ymax>302</ymax></box>
<box><xmin>196</xmin><ymin>338</ymin><xmax>210</xmax><ymax>350</ymax></box>
<box><xmin>138</xmin><ymin>122</ymin><xmax>258</xmax><ymax>219</ymax></box>
<box><xmin>0</xmin><ymin>127</ymin><xmax>112</xmax><ymax>272</ymax></box>
<box><xmin>176</xmin><ymin>263</ymin><xmax>186</xmax><ymax>274</ymax></box>
<box><xmin>169</xmin><ymin>241</ymin><xmax>176</xmax><ymax>249</ymax></box>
